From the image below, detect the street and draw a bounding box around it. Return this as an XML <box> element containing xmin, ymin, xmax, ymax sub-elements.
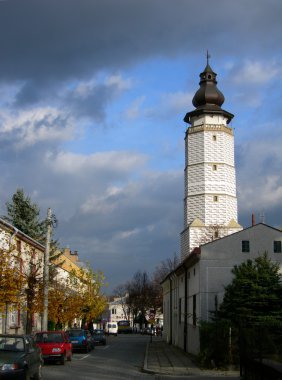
<box><xmin>41</xmin><ymin>334</ymin><xmax>241</xmax><ymax>380</ymax></box>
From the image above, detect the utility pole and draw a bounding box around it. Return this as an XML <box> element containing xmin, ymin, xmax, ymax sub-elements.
<box><xmin>42</xmin><ymin>208</ymin><xmax>52</xmax><ymax>331</ymax></box>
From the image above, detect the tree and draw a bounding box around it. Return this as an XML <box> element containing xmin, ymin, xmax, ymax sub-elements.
<box><xmin>2</xmin><ymin>189</ymin><xmax>61</xmax><ymax>333</ymax></box>
<box><xmin>0</xmin><ymin>247</ymin><xmax>24</xmax><ymax>332</ymax></box>
<box><xmin>3</xmin><ymin>189</ymin><xmax>46</xmax><ymax>244</ymax></box>
<box><xmin>74</xmin><ymin>264</ymin><xmax>107</xmax><ymax>330</ymax></box>
<box><xmin>199</xmin><ymin>253</ymin><xmax>282</xmax><ymax>368</ymax></box>
<box><xmin>152</xmin><ymin>253</ymin><xmax>179</xmax><ymax>282</ymax></box>
<box><xmin>219</xmin><ymin>252</ymin><xmax>282</xmax><ymax>327</ymax></box>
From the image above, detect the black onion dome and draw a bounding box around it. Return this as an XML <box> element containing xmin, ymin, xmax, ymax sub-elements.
<box><xmin>184</xmin><ymin>60</ymin><xmax>234</xmax><ymax>124</ymax></box>
<box><xmin>192</xmin><ymin>63</ymin><xmax>225</xmax><ymax>108</ymax></box>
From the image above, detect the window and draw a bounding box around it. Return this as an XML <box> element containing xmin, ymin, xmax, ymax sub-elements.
<box><xmin>242</xmin><ymin>240</ymin><xmax>250</xmax><ymax>252</ymax></box>
<box><xmin>213</xmin><ymin>195</ymin><xmax>218</xmax><ymax>202</ymax></box>
<box><xmin>193</xmin><ymin>295</ymin><xmax>196</xmax><ymax>326</ymax></box>
<box><xmin>178</xmin><ymin>298</ymin><xmax>182</xmax><ymax>324</ymax></box>
<box><xmin>212</xmin><ymin>164</ymin><xmax>217</xmax><ymax>171</ymax></box>
<box><xmin>213</xmin><ymin>135</ymin><xmax>217</xmax><ymax>141</ymax></box>
<box><xmin>214</xmin><ymin>231</ymin><xmax>219</xmax><ymax>238</ymax></box>
<box><xmin>274</xmin><ymin>241</ymin><xmax>282</xmax><ymax>253</ymax></box>
<box><xmin>17</xmin><ymin>240</ymin><xmax>21</xmax><ymax>253</ymax></box>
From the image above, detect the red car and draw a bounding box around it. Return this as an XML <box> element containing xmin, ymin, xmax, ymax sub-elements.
<box><xmin>35</xmin><ymin>331</ymin><xmax>72</xmax><ymax>365</ymax></box>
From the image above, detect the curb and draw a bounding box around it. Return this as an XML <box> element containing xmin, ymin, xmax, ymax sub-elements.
<box><xmin>142</xmin><ymin>341</ymin><xmax>155</xmax><ymax>374</ymax></box>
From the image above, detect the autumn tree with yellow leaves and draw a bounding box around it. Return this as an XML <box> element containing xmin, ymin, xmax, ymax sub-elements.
<box><xmin>0</xmin><ymin>247</ymin><xmax>24</xmax><ymax>332</ymax></box>
<box><xmin>47</xmin><ymin>264</ymin><xmax>107</xmax><ymax>330</ymax></box>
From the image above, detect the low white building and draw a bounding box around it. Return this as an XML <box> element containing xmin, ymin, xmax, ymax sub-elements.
<box><xmin>162</xmin><ymin>223</ymin><xmax>282</xmax><ymax>355</ymax></box>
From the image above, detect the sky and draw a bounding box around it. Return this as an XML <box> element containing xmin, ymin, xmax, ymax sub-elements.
<box><xmin>0</xmin><ymin>0</ymin><xmax>281</xmax><ymax>293</ymax></box>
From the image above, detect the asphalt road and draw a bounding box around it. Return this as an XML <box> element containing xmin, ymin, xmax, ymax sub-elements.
<box><xmin>42</xmin><ymin>334</ymin><xmax>153</xmax><ymax>380</ymax></box>
<box><xmin>41</xmin><ymin>334</ymin><xmax>241</xmax><ymax>380</ymax></box>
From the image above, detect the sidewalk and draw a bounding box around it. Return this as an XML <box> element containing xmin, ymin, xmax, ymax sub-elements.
<box><xmin>143</xmin><ymin>336</ymin><xmax>241</xmax><ymax>377</ymax></box>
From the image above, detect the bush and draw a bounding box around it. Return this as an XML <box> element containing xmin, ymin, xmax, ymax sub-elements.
<box><xmin>198</xmin><ymin>320</ymin><xmax>239</xmax><ymax>369</ymax></box>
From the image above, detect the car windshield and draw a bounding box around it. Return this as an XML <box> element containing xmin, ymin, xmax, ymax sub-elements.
<box><xmin>35</xmin><ymin>332</ymin><xmax>64</xmax><ymax>343</ymax></box>
<box><xmin>94</xmin><ymin>330</ymin><xmax>104</xmax><ymax>335</ymax></box>
<box><xmin>67</xmin><ymin>330</ymin><xmax>84</xmax><ymax>337</ymax></box>
<box><xmin>0</xmin><ymin>336</ymin><xmax>24</xmax><ymax>352</ymax></box>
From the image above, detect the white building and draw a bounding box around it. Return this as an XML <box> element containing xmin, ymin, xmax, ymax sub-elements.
<box><xmin>0</xmin><ymin>218</ymin><xmax>86</xmax><ymax>333</ymax></box>
<box><xmin>162</xmin><ymin>59</ymin><xmax>282</xmax><ymax>355</ymax></box>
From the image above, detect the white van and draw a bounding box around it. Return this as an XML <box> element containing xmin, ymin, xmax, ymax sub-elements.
<box><xmin>105</xmin><ymin>322</ymin><xmax>118</xmax><ymax>336</ymax></box>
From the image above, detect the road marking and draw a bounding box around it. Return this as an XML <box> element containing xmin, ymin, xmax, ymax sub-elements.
<box><xmin>77</xmin><ymin>354</ymin><xmax>90</xmax><ymax>360</ymax></box>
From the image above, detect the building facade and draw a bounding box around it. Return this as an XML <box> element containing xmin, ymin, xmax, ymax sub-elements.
<box><xmin>163</xmin><ymin>224</ymin><xmax>282</xmax><ymax>354</ymax></box>
<box><xmin>0</xmin><ymin>218</ymin><xmax>85</xmax><ymax>334</ymax></box>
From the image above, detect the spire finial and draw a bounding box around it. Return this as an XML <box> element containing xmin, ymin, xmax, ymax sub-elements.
<box><xmin>207</xmin><ymin>50</ymin><xmax>211</xmax><ymax>65</ymax></box>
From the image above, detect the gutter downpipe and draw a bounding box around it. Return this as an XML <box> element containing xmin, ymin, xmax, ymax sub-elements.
<box><xmin>4</xmin><ymin>227</ymin><xmax>19</xmax><ymax>333</ymax></box>
<box><xmin>9</xmin><ymin>227</ymin><xmax>19</xmax><ymax>248</ymax></box>
<box><xmin>169</xmin><ymin>275</ymin><xmax>172</xmax><ymax>345</ymax></box>
<box><xmin>184</xmin><ymin>267</ymin><xmax>188</xmax><ymax>352</ymax></box>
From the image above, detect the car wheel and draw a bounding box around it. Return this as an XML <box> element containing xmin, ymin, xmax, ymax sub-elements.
<box><xmin>33</xmin><ymin>364</ymin><xmax>42</xmax><ymax>380</ymax></box>
<box><xmin>24</xmin><ymin>368</ymin><xmax>31</xmax><ymax>380</ymax></box>
<box><xmin>60</xmin><ymin>353</ymin><xmax>66</xmax><ymax>365</ymax></box>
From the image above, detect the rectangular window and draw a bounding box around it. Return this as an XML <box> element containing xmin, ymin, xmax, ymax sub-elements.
<box><xmin>212</xmin><ymin>164</ymin><xmax>217</xmax><ymax>171</ymax></box>
<box><xmin>242</xmin><ymin>240</ymin><xmax>250</xmax><ymax>252</ymax></box>
<box><xmin>178</xmin><ymin>298</ymin><xmax>182</xmax><ymax>324</ymax></box>
<box><xmin>213</xmin><ymin>195</ymin><xmax>218</xmax><ymax>202</ymax></box>
<box><xmin>274</xmin><ymin>241</ymin><xmax>282</xmax><ymax>253</ymax></box>
<box><xmin>193</xmin><ymin>295</ymin><xmax>196</xmax><ymax>326</ymax></box>
<box><xmin>213</xmin><ymin>135</ymin><xmax>217</xmax><ymax>141</ymax></box>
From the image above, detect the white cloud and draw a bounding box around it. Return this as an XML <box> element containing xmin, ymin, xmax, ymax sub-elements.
<box><xmin>80</xmin><ymin>186</ymin><xmax>123</xmax><ymax>214</ymax></box>
<box><xmin>233</xmin><ymin>60</ymin><xmax>280</xmax><ymax>85</ymax></box>
<box><xmin>124</xmin><ymin>96</ymin><xmax>145</xmax><ymax>120</ymax></box>
<box><xmin>0</xmin><ymin>108</ymin><xmax>74</xmax><ymax>148</ymax></box>
<box><xmin>115</xmin><ymin>228</ymin><xmax>139</xmax><ymax>239</ymax></box>
<box><xmin>105</xmin><ymin>74</ymin><xmax>133</xmax><ymax>91</ymax></box>
<box><xmin>145</xmin><ymin>91</ymin><xmax>193</xmax><ymax>119</ymax></box>
<box><xmin>44</xmin><ymin>150</ymin><xmax>148</xmax><ymax>174</ymax></box>
<box><xmin>237</xmin><ymin>125</ymin><xmax>282</xmax><ymax>219</ymax></box>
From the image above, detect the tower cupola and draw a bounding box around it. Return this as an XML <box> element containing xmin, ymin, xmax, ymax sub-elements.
<box><xmin>184</xmin><ymin>54</ymin><xmax>234</xmax><ymax>124</ymax></box>
<box><xmin>192</xmin><ymin>63</ymin><xmax>224</xmax><ymax>108</ymax></box>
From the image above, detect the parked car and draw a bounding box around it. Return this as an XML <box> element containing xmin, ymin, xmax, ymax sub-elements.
<box><xmin>0</xmin><ymin>334</ymin><xmax>42</xmax><ymax>379</ymax></box>
<box><xmin>91</xmin><ymin>329</ymin><xmax>106</xmax><ymax>346</ymax></box>
<box><xmin>66</xmin><ymin>329</ymin><xmax>93</xmax><ymax>352</ymax></box>
<box><xmin>34</xmin><ymin>330</ymin><xmax>72</xmax><ymax>364</ymax></box>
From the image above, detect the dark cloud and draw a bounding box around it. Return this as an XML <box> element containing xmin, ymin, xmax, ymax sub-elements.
<box><xmin>0</xmin><ymin>0</ymin><xmax>281</xmax><ymax>85</ymax></box>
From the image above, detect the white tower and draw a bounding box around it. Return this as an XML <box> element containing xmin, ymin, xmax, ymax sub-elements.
<box><xmin>180</xmin><ymin>57</ymin><xmax>242</xmax><ymax>260</ymax></box>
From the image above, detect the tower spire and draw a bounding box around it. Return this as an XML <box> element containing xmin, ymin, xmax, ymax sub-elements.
<box><xmin>206</xmin><ymin>50</ymin><xmax>211</xmax><ymax>66</ymax></box>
